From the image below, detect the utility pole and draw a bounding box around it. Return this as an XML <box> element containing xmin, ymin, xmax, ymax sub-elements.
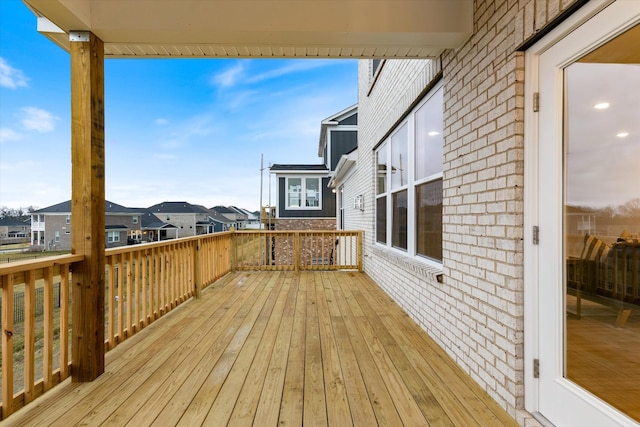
<box><xmin>260</xmin><ymin>154</ymin><xmax>265</xmax><ymax>229</ymax></box>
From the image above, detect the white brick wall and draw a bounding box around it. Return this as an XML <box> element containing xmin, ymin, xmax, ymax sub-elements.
<box><xmin>351</xmin><ymin>0</ymin><xmax>581</xmax><ymax>425</ymax></box>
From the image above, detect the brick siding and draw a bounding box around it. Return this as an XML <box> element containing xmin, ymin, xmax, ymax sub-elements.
<box><xmin>272</xmin><ymin>218</ymin><xmax>336</xmax><ymax>231</ymax></box>
<box><xmin>353</xmin><ymin>1</ymin><xmax>583</xmax><ymax>425</ymax></box>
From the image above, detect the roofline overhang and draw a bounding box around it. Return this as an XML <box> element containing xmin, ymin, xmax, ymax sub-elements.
<box><xmin>270</xmin><ymin>169</ymin><xmax>329</xmax><ymax>175</ymax></box>
<box><xmin>328</xmin><ymin>151</ymin><xmax>357</xmax><ymax>188</ymax></box>
<box><xmin>23</xmin><ymin>0</ymin><xmax>473</xmax><ymax>59</ymax></box>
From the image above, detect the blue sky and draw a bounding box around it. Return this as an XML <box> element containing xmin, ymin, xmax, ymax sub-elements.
<box><xmin>0</xmin><ymin>1</ymin><xmax>358</xmax><ymax>212</ymax></box>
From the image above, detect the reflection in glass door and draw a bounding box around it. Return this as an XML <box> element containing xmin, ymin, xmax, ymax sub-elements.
<box><xmin>564</xmin><ymin>24</ymin><xmax>640</xmax><ymax>422</ymax></box>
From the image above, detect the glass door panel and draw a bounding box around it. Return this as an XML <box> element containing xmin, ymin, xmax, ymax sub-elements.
<box><xmin>564</xmin><ymin>24</ymin><xmax>640</xmax><ymax>422</ymax></box>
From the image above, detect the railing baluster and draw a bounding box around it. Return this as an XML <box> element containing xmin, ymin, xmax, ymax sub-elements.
<box><xmin>158</xmin><ymin>246</ymin><xmax>167</xmax><ymax>314</ymax></box>
<box><xmin>133</xmin><ymin>251</ymin><xmax>140</xmax><ymax>330</ymax></box>
<box><xmin>23</xmin><ymin>270</ymin><xmax>35</xmax><ymax>404</ymax></box>
<box><xmin>117</xmin><ymin>254</ymin><xmax>124</xmax><ymax>342</ymax></box>
<box><xmin>59</xmin><ymin>266</ymin><xmax>69</xmax><ymax>380</ymax></box>
<box><xmin>141</xmin><ymin>249</ymin><xmax>148</xmax><ymax>326</ymax></box>
<box><xmin>2</xmin><ymin>274</ymin><xmax>15</xmax><ymax>418</ymax></box>
<box><xmin>150</xmin><ymin>247</ymin><xmax>157</xmax><ymax>321</ymax></box>
<box><xmin>126</xmin><ymin>251</ymin><xmax>133</xmax><ymax>337</ymax></box>
<box><xmin>107</xmin><ymin>256</ymin><xmax>115</xmax><ymax>349</ymax></box>
<box><xmin>43</xmin><ymin>266</ymin><xmax>53</xmax><ymax>391</ymax></box>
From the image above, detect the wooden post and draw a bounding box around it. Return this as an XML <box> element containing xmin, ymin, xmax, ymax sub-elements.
<box><xmin>231</xmin><ymin>230</ymin><xmax>237</xmax><ymax>272</ymax></box>
<box><xmin>294</xmin><ymin>232</ymin><xmax>300</xmax><ymax>272</ymax></box>
<box><xmin>194</xmin><ymin>238</ymin><xmax>202</xmax><ymax>298</ymax></box>
<box><xmin>70</xmin><ymin>31</ymin><xmax>106</xmax><ymax>382</ymax></box>
<box><xmin>357</xmin><ymin>231</ymin><xmax>363</xmax><ymax>273</ymax></box>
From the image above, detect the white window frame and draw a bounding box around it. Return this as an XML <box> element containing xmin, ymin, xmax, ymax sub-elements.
<box><xmin>132</xmin><ymin>215</ymin><xmax>139</xmax><ymax>224</ymax></box>
<box><xmin>375</xmin><ymin>82</ymin><xmax>443</xmax><ymax>266</ymax></box>
<box><xmin>285</xmin><ymin>176</ymin><xmax>322</xmax><ymax>210</ymax></box>
<box><xmin>107</xmin><ymin>231</ymin><xmax>120</xmax><ymax>243</ymax></box>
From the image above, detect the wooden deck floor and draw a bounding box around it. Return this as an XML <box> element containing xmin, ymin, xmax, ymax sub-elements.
<box><xmin>6</xmin><ymin>271</ymin><xmax>517</xmax><ymax>426</ymax></box>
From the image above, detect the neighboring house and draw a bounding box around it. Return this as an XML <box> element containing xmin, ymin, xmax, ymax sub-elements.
<box><xmin>148</xmin><ymin>201</ymin><xmax>218</xmax><ymax>237</ymax></box>
<box><xmin>269</xmin><ymin>164</ymin><xmax>335</xmax><ymax>230</ymax></box>
<box><xmin>207</xmin><ymin>209</ymin><xmax>235</xmax><ymax>233</ymax></box>
<box><xmin>31</xmin><ymin>200</ymin><xmax>145</xmax><ymax>250</ymax></box>
<box><xmin>0</xmin><ymin>218</ymin><xmax>30</xmax><ymax>245</ymax></box>
<box><xmin>229</xmin><ymin>206</ymin><xmax>260</xmax><ymax>229</ymax></box>
<box><xmin>270</xmin><ymin>105</ymin><xmax>357</xmax><ymax>231</ymax></box>
<box><xmin>211</xmin><ymin>206</ymin><xmax>247</xmax><ymax>229</ymax></box>
<box><xmin>138</xmin><ymin>209</ymin><xmax>178</xmax><ymax>242</ymax></box>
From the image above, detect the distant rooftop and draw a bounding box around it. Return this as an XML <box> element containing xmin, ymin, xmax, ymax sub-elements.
<box><xmin>270</xmin><ymin>164</ymin><xmax>328</xmax><ymax>172</ymax></box>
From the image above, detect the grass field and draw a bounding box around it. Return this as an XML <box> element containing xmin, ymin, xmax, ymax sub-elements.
<box><xmin>0</xmin><ymin>250</ymin><xmax>70</xmax><ymax>264</ymax></box>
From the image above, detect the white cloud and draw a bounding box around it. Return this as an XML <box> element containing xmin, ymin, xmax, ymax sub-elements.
<box><xmin>20</xmin><ymin>107</ymin><xmax>58</xmax><ymax>133</ymax></box>
<box><xmin>0</xmin><ymin>128</ymin><xmax>22</xmax><ymax>143</ymax></box>
<box><xmin>247</xmin><ymin>60</ymin><xmax>334</xmax><ymax>84</ymax></box>
<box><xmin>212</xmin><ymin>62</ymin><xmax>246</xmax><ymax>88</ymax></box>
<box><xmin>0</xmin><ymin>57</ymin><xmax>29</xmax><ymax>89</ymax></box>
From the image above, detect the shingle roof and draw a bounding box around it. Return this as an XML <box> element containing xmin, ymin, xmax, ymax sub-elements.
<box><xmin>269</xmin><ymin>164</ymin><xmax>328</xmax><ymax>172</ymax></box>
<box><xmin>208</xmin><ymin>210</ymin><xmax>234</xmax><ymax>223</ymax></box>
<box><xmin>0</xmin><ymin>218</ymin><xmax>28</xmax><ymax>226</ymax></box>
<box><xmin>211</xmin><ymin>206</ymin><xmax>236</xmax><ymax>214</ymax></box>
<box><xmin>34</xmin><ymin>200</ymin><xmax>136</xmax><ymax>214</ymax></box>
<box><xmin>148</xmin><ymin>201</ymin><xmax>211</xmax><ymax>214</ymax></box>
<box><xmin>105</xmin><ymin>224</ymin><xmax>129</xmax><ymax>230</ymax></box>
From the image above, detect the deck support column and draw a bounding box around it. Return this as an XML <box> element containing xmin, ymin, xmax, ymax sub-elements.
<box><xmin>70</xmin><ymin>31</ymin><xmax>106</xmax><ymax>382</ymax></box>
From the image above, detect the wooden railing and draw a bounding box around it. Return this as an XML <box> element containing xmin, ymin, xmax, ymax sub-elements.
<box><xmin>0</xmin><ymin>253</ymin><xmax>83</xmax><ymax>417</ymax></box>
<box><xmin>234</xmin><ymin>230</ymin><xmax>362</xmax><ymax>272</ymax></box>
<box><xmin>0</xmin><ymin>229</ymin><xmax>360</xmax><ymax>419</ymax></box>
<box><xmin>103</xmin><ymin>232</ymin><xmax>232</xmax><ymax>349</ymax></box>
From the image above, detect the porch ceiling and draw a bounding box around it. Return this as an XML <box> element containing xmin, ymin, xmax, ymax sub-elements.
<box><xmin>22</xmin><ymin>0</ymin><xmax>473</xmax><ymax>58</ymax></box>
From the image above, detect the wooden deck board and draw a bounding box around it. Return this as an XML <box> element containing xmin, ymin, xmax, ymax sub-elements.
<box><xmin>4</xmin><ymin>271</ymin><xmax>518</xmax><ymax>427</ymax></box>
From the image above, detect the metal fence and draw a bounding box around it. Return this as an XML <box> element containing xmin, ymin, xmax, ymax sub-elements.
<box><xmin>0</xmin><ymin>283</ymin><xmax>63</xmax><ymax>326</ymax></box>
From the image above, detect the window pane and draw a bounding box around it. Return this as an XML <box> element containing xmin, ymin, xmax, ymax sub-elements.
<box><xmin>416</xmin><ymin>87</ymin><xmax>444</xmax><ymax>180</ymax></box>
<box><xmin>416</xmin><ymin>179</ymin><xmax>443</xmax><ymax>260</ymax></box>
<box><xmin>376</xmin><ymin>196</ymin><xmax>387</xmax><ymax>244</ymax></box>
<box><xmin>376</xmin><ymin>146</ymin><xmax>387</xmax><ymax>195</ymax></box>
<box><xmin>564</xmin><ymin>57</ymin><xmax>640</xmax><ymax>420</ymax></box>
<box><xmin>288</xmin><ymin>178</ymin><xmax>302</xmax><ymax>207</ymax></box>
<box><xmin>305</xmin><ymin>178</ymin><xmax>319</xmax><ymax>207</ymax></box>
<box><xmin>391</xmin><ymin>124</ymin><xmax>408</xmax><ymax>189</ymax></box>
<box><xmin>392</xmin><ymin>190</ymin><xmax>408</xmax><ymax>250</ymax></box>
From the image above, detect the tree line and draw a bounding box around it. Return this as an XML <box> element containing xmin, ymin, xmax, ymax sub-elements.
<box><xmin>0</xmin><ymin>206</ymin><xmax>38</xmax><ymax>221</ymax></box>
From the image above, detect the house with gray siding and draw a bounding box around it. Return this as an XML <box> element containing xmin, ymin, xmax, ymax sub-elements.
<box><xmin>31</xmin><ymin>200</ymin><xmax>151</xmax><ymax>250</ymax></box>
<box><xmin>148</xmin><ymin>201</ymin><xmax>219</xmax><ymax>237</ymax></box>
<box><xmin>0</xmin><ymin>218</ymin><xmax>30</xmax><ymax>245</ymax></box>
<box><xmin>270</xmin><ymin>105</ymin><xmax>358</xmax><ymax>231</ymax></box>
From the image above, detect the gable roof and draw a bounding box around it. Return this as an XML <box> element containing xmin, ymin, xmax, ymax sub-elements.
<box><xmin>0</xmin><ymin>218</ymin><xmax>29</xmax><ymax>227</ymax></box>
<box><xmin>148</xmin><ymin>201</ymin><xmax>211</xmax><ymax>214</ymax></box>
<box><xmin>211</xmin><ymin>205</ymin><xmax>236</xmax><ymax>214</ymax></box>
<box><xmin>34</xmin><ymin>200</ymin><xmax>136</xmax><ymax>214</ymax></box>
<box><xmin>319</xmin><ymin>104</ymin><xmax>358</xmax><ymax>157</ymax></box>
<box><xmin>208</xmin><ymin>210</ymin><xmax>234</xmax><ymax>224</ymax></box>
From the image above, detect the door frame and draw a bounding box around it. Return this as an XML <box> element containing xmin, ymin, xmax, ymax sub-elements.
<box><xmin>524</xmin><ymin>0</ymin><xmax>640</xmax><ymax>425</ymax></box>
